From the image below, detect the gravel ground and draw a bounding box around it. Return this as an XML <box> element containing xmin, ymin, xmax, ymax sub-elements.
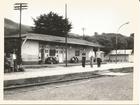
<box><xmin>4</xmin><ymin>73</ymin><xmax>133</xmax><ymax>100</ymax></box>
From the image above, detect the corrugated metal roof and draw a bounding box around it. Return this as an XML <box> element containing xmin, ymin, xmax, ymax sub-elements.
<box><xmin>5</xmin><ymin>33</ymin><xmax>103</xmax><ymax>47</ymax></box>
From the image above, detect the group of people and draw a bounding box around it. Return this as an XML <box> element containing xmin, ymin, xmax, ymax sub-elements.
<box><xmin>5</xmin><ymin>49</ymin><xmax>102</xmax><ymax>72</ymax></box>
<box><xmin>4</xmin><ymin>52</ymin><xmax>18</xmax><ymax>73</ymax></box>
<box><xmin>82</xmin><ymin>49</ymin><xmax>102</xmax><ymax>68</ymax></box>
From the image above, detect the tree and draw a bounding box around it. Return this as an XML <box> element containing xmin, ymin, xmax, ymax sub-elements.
<box><xmin>127</xmin><ymin>33</ymin><xmax>134</xmax><ymax>54</ymax></box>
<box><xmin>93</xmin><ymin>34</ymin><xmax>114</xmax><ymax>54</ymax></box>
<box><xmin>84</xmin><ymin>33</ymin><xmax>130</xmax><ymax>54</ymax></box>
<box><xmin>94</xmin><ymin>32</ymin><xmax>98</xmax><ymax>36</ymax></box>
<box><xmin>32</xmin><ymin>12</ymin><xmax>72</xmax><ymax>37</ymax></box>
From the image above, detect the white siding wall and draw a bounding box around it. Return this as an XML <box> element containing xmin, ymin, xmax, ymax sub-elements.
<box><xmin>21</xmin><ymin>40</ymin><xmax>94</xmax><ymax>63</ymax></box>
<box><xmin>67</xmin><ymin>47</ymin><xmax>75</xmax><ymax>60</ymax></box>
<box><xmin>106</xmin><ymin>55</ymin><xmax>129</xmax><ymax>62</ymax></box>
<box><xmin>67</xmin><ymin>47</ymin><xmax>92</xmax><ymax>61</ymax></box>
<box><xmin>22</xmin><ymin>40</ymin><xmax>39</xmax><ymax>62</ymax></box>
<box><xmin>129</xmin><ymin>55</ymin><xmax>134</xmax><ymax>62</ymax></box>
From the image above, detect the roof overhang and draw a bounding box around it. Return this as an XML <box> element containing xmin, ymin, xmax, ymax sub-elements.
<box><xmin>5</xmin><ymin>33</ymin><xmax>103</xmax><ymax>48</ymax></box>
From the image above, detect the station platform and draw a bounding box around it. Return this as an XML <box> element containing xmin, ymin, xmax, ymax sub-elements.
<box><xmin>4</xmin><ymin>63</ymin><xmax>134</xmax><ymax>89</ymax></box>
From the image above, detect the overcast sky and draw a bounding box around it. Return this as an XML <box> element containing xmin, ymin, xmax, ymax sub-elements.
<box><xmin>3</xmin><ymin>0</ymin><xmax>140</xmax><ymax>36</ymax></box>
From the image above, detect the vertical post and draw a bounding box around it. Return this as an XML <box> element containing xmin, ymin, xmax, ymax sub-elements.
<box><xmin>19</xmin><ymin>4</ymin><xmax>22</xmax><ymax>66</ymax></box>
<box><xmin>65</xmin><ymin>4</ymin><xmax>68</xmax><ymax>67</ymax></box>
<box><xmin>82</xmin><ymin>28</ymin><xmax>85</xmax><ymax>40</ymax></box>
<box><xmin>115</xmin><ymin>34</ymin><xmax>118</xmax><ymax>63</ymax></box>
<box><xmin>124</xmin><ymin>41</ymin><xmax>127</xmax><ymax>62</ymax></box>
<box><xmin>124</xmin><ymin>48</ymin><xmax>126</xmax><ymax>62</ymax></box>
<box><xmin>14</xmin><ymin>3</ymin><xmax>28</xmax><ymax>69</ymax></box>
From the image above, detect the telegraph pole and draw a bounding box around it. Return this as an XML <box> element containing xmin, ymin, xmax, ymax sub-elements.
<box><xmin>65</xmin><ymin>4</ymin><xmax>68</xmax><ymax>67</ymax></box>
<box><xmin>14</xmin><ymin>3</ymin><xmax>28</xmax><ymax>68</ymax></box>
<box><xmin>82</xmin><ymin>27</ymin><xmax>85</xmax><ymax>40</ymax></box>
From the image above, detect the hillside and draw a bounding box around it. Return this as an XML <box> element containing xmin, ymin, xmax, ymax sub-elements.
<box><xmin>4</xmin><ymin>18</ymin><xmax>133</xmax><ymax>54</ymax></box>
<box><xmin>4</xmin><ymin>18</ymin><xmax>32</xmax><ymax>35</ymax></box>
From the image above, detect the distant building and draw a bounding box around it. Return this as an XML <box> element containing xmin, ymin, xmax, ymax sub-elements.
<box><xmin>5</xmin><ymin>33</ymin><xmax>103</xmax><ymax>64</ymax></box>
<box><xmin>104</xmin><ymin>49</ymin><xmax>133</xmax><ymax>62</ymax></box>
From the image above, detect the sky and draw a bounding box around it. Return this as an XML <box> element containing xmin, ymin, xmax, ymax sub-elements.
<box><xmin>3</xmin><ymin>0</ymin><xmax>140</xmax><ymax>36</ymax></box>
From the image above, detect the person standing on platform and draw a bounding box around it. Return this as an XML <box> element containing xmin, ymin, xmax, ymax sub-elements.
<box><xmin>12</xmin><ymin>51</ymin><xmax>17</xmax><ymax>72</ymax></box>
<box><xmin>4</xmin><ymin>53</ymin><xmax>10</xmax><ymax>73</ymax></box>
<box><xmin>9</xmin><ymin>53</ymin><xmax>14</xmax><ymax>72</ymax></box>
<box><xmin>96</xmin><ymin>49</ymin><xmax>102</xmax><ymax>67</ymax></box>
<box><xmin>82</xmin><ymin>50</ymin><xmax>86</xmax><ymax>67</ymax></box>
<box><xmin>89</xmin><ymin>50</ymin><xmax>95</xmax><ymax>68</ymax></box>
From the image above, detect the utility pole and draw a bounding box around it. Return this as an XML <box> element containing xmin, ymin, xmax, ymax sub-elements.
<box><xmin>65</xmin><ymin>4</ymin><xmax>68</xmax><ymax>67</ymax></box>
<box><xmin>14</xmin><ymin>3</ymin><xmax>28</xmax><ymax>68</ymax></box>
<box><xmin>82</xmin><ymin>27</ymin><xmax>85</xmax><ymax>40</ymax></box>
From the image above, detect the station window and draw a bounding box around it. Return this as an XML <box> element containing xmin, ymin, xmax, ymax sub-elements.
<box><xmin>45</xmin><ymin>50</ymin><xmax>48</xmax><ymax>53</ymax></box>
<box><xmin>75</xmin><ymin>50</ymin><xmax>80</xmax><ymax>56</ymax></box>
<box><xmin>60</xmin><ymin>51</ymin><xmax>63</xmax><ymax>53</ymax></box>
<box><xmin>56</xmin><ymin>50</ymin><xmax>58</xmax><ymax>53</ymax></box>
<box><xmin>49</xmin><ymin>49</ymin><xmax>56</xmax><ymax>56</ymax></box>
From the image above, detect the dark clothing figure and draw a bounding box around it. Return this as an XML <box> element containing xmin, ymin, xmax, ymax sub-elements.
<box><xmin>9</xmin><ymin>54</ymin><xmax>14</xmax><ymax>72</ymax></box>
<box><xmin>4</xmin><ymin>55</ymin><xmax>10</xmax><ymax>73</ymax></box>
<box><xmin>97</xmin><ymin>58</ymin><xmax>101</xmax><ymax>67</ymax></box>
<box><xmin>90</xmin><ymin>56</ymin><xmax>94</xmax><ymax>68</ymax></box>
<box><xmin>38</xmin><ymin>57</ymin><xmax>42</xmax><ymax>64</ymax></box>
<box><xmin>14</xmin><ymin>59</ymin><xmax>18</xmax><ymax>72</ymax></box>
<box><xmin>96</xmin><ymin>50</ymin><xmax>102</xmax><ymax>67</ymax></box>
<box><xmin>82</xmin><ymin>53</ymin><xmax>86</xmax><ymax>67</ymax></box>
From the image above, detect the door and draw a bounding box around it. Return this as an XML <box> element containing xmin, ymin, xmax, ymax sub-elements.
<box><xmin>41</xmin><ymin>48</ymin><xmax>45</xmax><ymax>61</ymax></box>
<box><xmin>58</xmin><ymin>53</ymin><xmax>63</xmax><ymax>63</ymax></box>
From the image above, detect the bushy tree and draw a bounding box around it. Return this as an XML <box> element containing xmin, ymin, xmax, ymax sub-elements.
<box><xmin>93</xmin><ymin>34</ymin><xmax>115</xmax><ymax>54</ymax></box>
<box><xmin>32</xmin><ymin>12</ymin><xmax>72</xmax><ymax>37</ymax></box>
<box><xmin>126</xmin><ymin>33</ymin><xmax>134</xmax><ymax>54</ymax></box>
<box><xmin>68</xmin><ymin>32</ymin><xmax>134</xmax><ymax>54</ymax></box>
<box><xmin>84</xmin><ymin>33</ymin><xmax>132</xmax><ymax>54</ymax></box>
